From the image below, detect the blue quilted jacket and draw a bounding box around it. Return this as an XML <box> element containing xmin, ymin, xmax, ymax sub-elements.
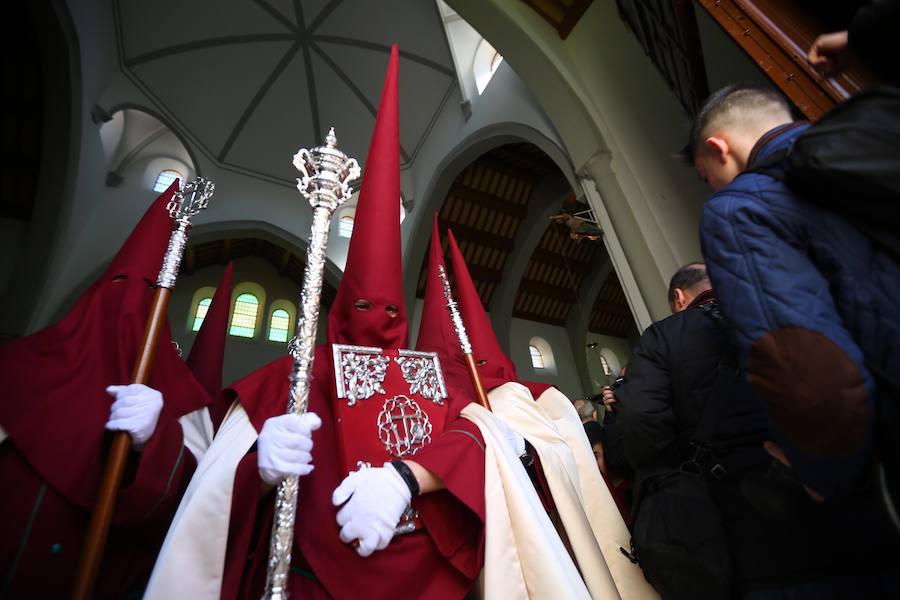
<box><xmin>700</xmin><ymin>123</ymin><xmax>900</xmax><ymax>499</ymax></box>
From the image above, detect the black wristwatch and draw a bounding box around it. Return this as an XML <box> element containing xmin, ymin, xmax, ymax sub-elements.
<box><xmin>389</xmin><ymin>460</ymin><xmax>420</xmax><ymax>497</ymax></box>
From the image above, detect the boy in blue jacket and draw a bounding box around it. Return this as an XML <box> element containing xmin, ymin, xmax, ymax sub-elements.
<box><xmin>689</xmin><ymin>83</ymin><xmax>900</xmax><ymax>513</ymax></box>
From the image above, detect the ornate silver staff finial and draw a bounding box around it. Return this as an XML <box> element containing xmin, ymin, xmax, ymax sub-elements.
<box><xmin>264</xmin><ymin>129</ymin><xmax>360</xmax><ymax>600</ymax></box>
<box><xmin>156</xmin><ymin>177</ymin><xmax>215</xmax><ymax>289</ymax></box>
<box><xmin>437</xmin><ymin>264</ymin><xmax>472</xmax><ymax>355</ymax></box>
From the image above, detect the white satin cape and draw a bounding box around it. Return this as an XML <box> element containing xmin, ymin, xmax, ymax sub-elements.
<box><xmin>463</xmin><ymin>382</ymin><xmax>656</xmax><ymax>600</ymax></box>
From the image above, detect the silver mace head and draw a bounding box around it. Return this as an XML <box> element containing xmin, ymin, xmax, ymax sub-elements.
<box><xmin>292</xmin><ymin>127</ymin><xmax>361</xmax><ymax>212</ymax></box>
<box><xmin>167</xmin><ymin>176</ymin><xmax>215</xmax><ymax>224</ymax></box>
<box><xmin>156</xmin><ymin>176</ymin><xmax>215</xmax><ymax>289</ymax></box>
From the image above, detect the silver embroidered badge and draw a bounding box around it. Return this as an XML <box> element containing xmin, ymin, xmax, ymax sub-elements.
<box><xmin>394</xmin><ymin>349</ymin><xmax>447</xmax><ymax>405</ymax></box>
<box><xmin>377</xmin><ymin>395</ymin><xmax>433</xmax><ymax>457</ymax></box>
<box><xmin>333</xmin><ymin>344</ymin><xmax>390</xmax><ymax>406</ymax></box>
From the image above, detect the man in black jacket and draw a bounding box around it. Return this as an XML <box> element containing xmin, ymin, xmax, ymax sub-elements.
<box><xmin>616</xmin><ymin>263</ymin><xmax>845</xmax><ymax>597</ymax></box>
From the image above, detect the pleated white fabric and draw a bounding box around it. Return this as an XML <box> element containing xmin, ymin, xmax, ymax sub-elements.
<box><xmin>462</xmin><ymin>402</ymin><xmax>591</xmax><ymax>600</ymax></box>
<box><xmin>145</xmin><ymin>402</ymin><xmax>258</xmax><ymax>599</ymax></box>
<box><xmin>471</xmin><ymin>382</ymin><xmax>658</xmax><ymax>599</ymax></box>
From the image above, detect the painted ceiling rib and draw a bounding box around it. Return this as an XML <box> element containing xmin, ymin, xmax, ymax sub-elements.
<box><xmin>306</xmin><ymin>0</ymin><xmax>345</xmax><ymax>34</ymax></box>
<box><xmin>218</xmin><ymin>42</ymin><xmax>302</xmax><ymax>162</ymax></box>
<box><xmin>252</xmin><ymin>0</ymin><xmax>298</xmax><ymax>32</ymax></box>
<box><xmin>313</xmin><ymin>35</ymin><xmax>455</xmax><ymax>77</ymax></box>
<box><xmin>301</xmin><ymin>44</ymin><xmax>322</xmax><ymax>142</ymax></box>
<box><xmin>309</xmin><ymin>42</ymin><xmax>412</xmax><ymax>163</ymax></box>
<box><xmin>125</xmin><ymin>34</ymin><xmax>297</xmax><ymax>67</ymax></box>
<box><xmin>292</xmin><ymin>0</ymin><xmax>306</xmax><ymax>29</ymax></box>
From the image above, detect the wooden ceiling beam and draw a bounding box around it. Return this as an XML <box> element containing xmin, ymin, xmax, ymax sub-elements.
<box><xmin>439</xmin><ymin>217</ymin><xmax>514</xmax><ymax>252</ymax></box>
<box><xmin>449</xmin><ymin>183</ymin><xmax>528</xmax><ymax>219</ymax></box>
<box><xmin>458</xmin><ymin>262</ymin><xmax>502</xmax><ymax>284</ymax></box>
<box><xmin>529</xmin><ymin>247</ymin><xmax>592</xmax><ymax>275</ymax></box>
<box><xmin>474</xmin><ymin>156</ymin><xmax>542</xmax><ymax>184</ymax></box>
<box><xmin>221</xmin><ymin>239</ymin><xmax>232</xmax><ymax>264</ymax></box>
<box><xmin>589</xmin><ymin>300</ymin><xmax>633</xmax><ymax>319</ymax></box>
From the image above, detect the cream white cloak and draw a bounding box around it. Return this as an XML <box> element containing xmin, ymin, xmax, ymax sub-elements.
<box><xmin>461</xmin><ymin>402</ymin><xmax>592</xmax><ymax>600</ymax></box>
<box><xmin>465</xmin><ymin>382</ymin><xmax>657</xmax><ymax>600</ymax></box>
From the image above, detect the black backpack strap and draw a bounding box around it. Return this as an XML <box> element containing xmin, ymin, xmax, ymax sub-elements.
<box><xmin>683</xmin><ymin>303</ymin><xmax>739</xmax><ymax>479</ymax></box>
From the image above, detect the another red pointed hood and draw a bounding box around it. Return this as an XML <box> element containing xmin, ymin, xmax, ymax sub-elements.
<box><xmin>415</xmin><ymin>214</ymin><xmax>467</xmax><ymax>388</ymax></box>
<box><xmin>0</xmin><ymin>181</ymin><xmax>211</xmax><ymax>506</ymax></box>
<box><xmin>187</xmin><ymin>261</ymin><xmax>233</xmax><ymax>427</ymax></box>
<box><xmin>327</xmin><ymin>46</ymin><xmax>407</xmax><ymax>349</ymax></box>
<box><xmin>446</xmin><ymin>229</ymin><xmax>551</xmax><ymax>397</ymax></box>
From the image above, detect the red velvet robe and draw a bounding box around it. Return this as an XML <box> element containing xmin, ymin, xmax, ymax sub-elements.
<box><xmin>220</xmin><ymin>349</ymin><xmax>486</xmax><ymax>600</ymax></box>
<box><xmin>0</xmin><ymin>414</ymin><xmax>196</xmax><ymax>598</ymax></box>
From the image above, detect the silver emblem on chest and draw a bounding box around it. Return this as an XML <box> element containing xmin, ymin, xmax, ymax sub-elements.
<box><xmin>333</xmin><ymin>345</ymin><xmax>448</xmax><ymax>406</ymax></box>
<box><xmin>332</xmin><ymin>344</ymin><xmax>390</xmax><ymax>406</ymax></box>
<box><xmin>394</xmin><ymin>349</ymin><xmax>447</xmax><ymax>405</ymax></box>
<box><xmin>377</xmin><ymin>395</ymin><xmax>433</xmax><ymax>457</ymax></box>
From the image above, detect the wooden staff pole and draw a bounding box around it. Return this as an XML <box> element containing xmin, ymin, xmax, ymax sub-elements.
<box><xmin>463</xmin><ymin>353</ymin><xmax>492</xmax><ymax>412</ymax></box>
<box><xmin>70</xmin><ymin>287</ymin><xmax>171</xmax><ymax>600</ymax></box>
<box><xmin>71</xmin><ymin>178</ymin><xmax>213</xmax><ymax>600</ymax></box>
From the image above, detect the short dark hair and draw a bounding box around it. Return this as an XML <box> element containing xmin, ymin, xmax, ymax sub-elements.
<box><xmin>667</xmin><ymin>262</ymin><xmax>709</xmax><ymax>306</ymax></box>
<box><xmin>683</xmin><ymin>83</ymin><xmax>791</xmax><ymax>162</ymax></box>
<box><xmin>584</xmin><ymin>420</ymin><xmax>605</xmax><ymax>448</ymax></box>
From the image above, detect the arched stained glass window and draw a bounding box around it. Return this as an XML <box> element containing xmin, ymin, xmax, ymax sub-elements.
<box><xmin>230</xmin><ymin>293</ymin><xmax>260</xmax><ymax>338</ymax></box>
<box><xmin>339</xmin><ymin>215</ymin><xmax>354</xmax><ymax>238</ymax></box>
<box><xmin>153</xmin><ymin>169</ymin><xmax>182</xmax><ymax>192</ymax></box>
<box><xmin>529</xmin><ymin>344</ymin><xmax>545</xmax><ymax>369</ymax></box>
<box><xmin>268</xmin><ymin>308</ymin><xmax>291</xmax><ymax>343</ymax></box>
<box><xmin>191</xmin><ymin>297</ymin><xmax>212</xmax><ymax>332</ymax></box>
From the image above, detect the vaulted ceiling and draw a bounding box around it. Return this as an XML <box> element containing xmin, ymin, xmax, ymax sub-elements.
<box><xmin>114</xmin><ymin>0</ymin><xmax>455</xmax><ymax>185</ymax></box>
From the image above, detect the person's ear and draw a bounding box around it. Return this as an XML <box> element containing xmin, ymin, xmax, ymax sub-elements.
<box><xmin>672</xmin><ymin>288</ymin><xmax>687</xmax><ymax>313</ymax></box>
<box><xmin>705</xmin><ymin>136</ymin><xmax>730</xmax><ymax>164</ymax></box>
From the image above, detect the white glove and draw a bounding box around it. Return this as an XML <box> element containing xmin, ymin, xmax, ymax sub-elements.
<box><xmin>332</xmin><ymin>465</ymin><xmax>412</xmax><ymax>557</ymax></box>
<box><xmin>498</xmin><ymin>418</ymin><xmax>526</xmax><ymax>458</ymax></box>
<box><xmin>257</xmin><ymin>412</ymin><xmax>322</xmax><ymax>486</ymax></box>
<box><xmin>105</xmin><ymin>384</ymin><xmax>164</xmax><ymax>450</ymax></box>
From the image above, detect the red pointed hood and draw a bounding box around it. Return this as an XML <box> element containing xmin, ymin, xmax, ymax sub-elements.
<box><xmin>415</xmin><ymin>215</ymin><xmax>468</xmax><ymax>387</ymax></box>
<box><xmin>105</xmin><ymin>179</ymin><xmax>181</xmax><ymax>281</ymax></box>
<box><xmin>0</xmin><ymin>181</ymin><xmax>211</xmax><ymax>506</ymax></box>
<box><xmin>187</xmin><ymin>261</ymin><xmax>233</xmax><ymax>427</ymax></box>
<box><xmin>327</xmin><ymin>46</ymin><xmax>406</xmax><ymax>349</ymax></box>
<box><xmin>446</xmin><ymin>229</ymin><xmax>551</xmax><ymax>398</ymax></box>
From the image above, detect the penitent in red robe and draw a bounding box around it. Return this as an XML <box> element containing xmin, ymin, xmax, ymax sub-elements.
<box><xmin>0</xmin><ymin>182</ymin><xmax>210</xmax><ymax>598</ymax></box>
<box><xmin>218</xmin><ymin>349</ymin><xmax>486</xmax><ymax>600</ymax></box>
